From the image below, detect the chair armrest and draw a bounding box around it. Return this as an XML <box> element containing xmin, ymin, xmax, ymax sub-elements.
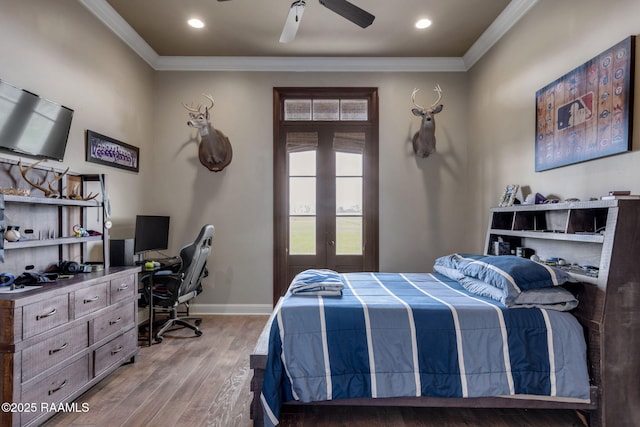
<box><xmin>141</xmin><ymin>269</ymin><xmax>179</xmax><ymax>283</ymax></box>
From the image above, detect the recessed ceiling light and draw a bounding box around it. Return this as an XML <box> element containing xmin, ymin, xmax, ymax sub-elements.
<box><xmin>415</xmin><ymin>18</ymin><xmax>432</xmax><ymax>29</ymax></box>
<box><xmin>188</xmin><ymin>18</ymin><xmax>205</xmax><ymax>29</ymax></box>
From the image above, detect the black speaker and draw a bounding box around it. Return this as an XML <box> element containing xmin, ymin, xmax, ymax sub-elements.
<box><xmin>110</xmin><ymin>238</ymin><xmax>135</xmax><ymax>267</ymax></box>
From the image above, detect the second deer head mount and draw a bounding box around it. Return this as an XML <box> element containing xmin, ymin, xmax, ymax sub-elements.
<box><xmin>410</xmin><ymin>84</ymin><xmax>444</xmax><ymax>158</ymax></box>
<box><xmin>183</xmin><ymin>94</ymin><xmax>233</xmax><ymax>172</ymax></box>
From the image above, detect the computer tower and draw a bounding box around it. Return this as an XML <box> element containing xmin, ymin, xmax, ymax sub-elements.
<box><xmin>109</xmin><ymin>238</ymin><xmax>135</xmax><ymax>267</ymax></box>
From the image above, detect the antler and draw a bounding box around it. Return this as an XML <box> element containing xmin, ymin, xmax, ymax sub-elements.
<box><xmin>430</xmin><ymin>84</ymin><xmax>443</xmax><ymax>110</ymax></box>
<box><xmin>183</xmin><ymin>94</ymin><xmax>214</xmax><ymax>114</ymax></box>
<box><xmin>411</xmin><ymin>84</ymin><xmax>443</xmax><ymax>112</ymax></box>
<box><xmin>202</xmin><ymin>94</ymin><xmax>215</xmax><ymax>110</ymax></box>
<box><xmin>411</xmin><ymin>88</ymin><xmax>425</xmax><ymax>111</ymax></box>
<box><xmin>182</xmin><ymin>102</ymin><xmax>203</xmax><ymax>113</ymax></box>
<box><xmin>68</xmin><ymin>184</ymin><xmax>99</xmax><ymax>201</ymax></box>
<box><xmin>18</xmin><ymin>159</ymin><xmax>68</xmax><ymax>198</ymax></box>
<box><xmin>47</xmin><ymin>167</ymin><xmax>69</xmax><ymax>196</ymax></box>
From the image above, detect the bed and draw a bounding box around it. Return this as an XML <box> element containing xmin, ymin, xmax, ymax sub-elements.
<box><xmin>253</xmin><ymin>256</ymin><xmax>596</xmax><ymax>427</ymax></box>
<box><xmin>250</xmin><ymin>201</ymin><xmax>640</xmax><ymax>427</ymax></box>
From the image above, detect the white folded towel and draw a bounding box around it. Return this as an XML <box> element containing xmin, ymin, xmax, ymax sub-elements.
<box><xmin>290</xmin><ymin>269</ymin><xmax>344</xmax><ymax>297</ymax></box>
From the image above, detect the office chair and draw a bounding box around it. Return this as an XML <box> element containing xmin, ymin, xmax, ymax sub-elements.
<box><xmin>142</xmin><ymin>224</ymin><xmax>214</xmax><ymax>343</ymax></box>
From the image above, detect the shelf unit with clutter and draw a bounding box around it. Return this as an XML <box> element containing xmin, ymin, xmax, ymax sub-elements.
<box><xmin>485</xmin><ymin>199</ymin><xmax>612</xmax><ymax>285</ymax></box>
<box><xmin>0</xmin><ymin>157</ymin><xmax>110</xmax><ymax>275</ymax></box>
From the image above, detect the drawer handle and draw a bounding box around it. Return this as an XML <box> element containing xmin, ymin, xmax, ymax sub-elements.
<box><xmin>117</xmin><ymin>283</ymin><xmax>129</xmax><ymax>291</ymax></box>
<box><xmin>48</xmin><ymin>379</ymin><xmax>68</xmax><ymax>396</ymax></box>
<box><xmin>111</xmin><ymin>345</ymin><xmax>124</xmax><ymax>355</ymax></box>
<box><xmin>36</xmin><ymin>308</ymin><xmax>57</xmax><ymax>321</ymax></box>
<box><xmin>49</xmin><ymin>342</ymin><xmax>69</xmax><ymax>355</ymax></box>
<box><xmin>83</xmin><ymin>295</ymin><xmax>100</xmax><ymax>304</ymax></box>
<box><xmin>109</xmin><ymin>317</ymin><xmax>122</xmax><ymax>325</ymax></box>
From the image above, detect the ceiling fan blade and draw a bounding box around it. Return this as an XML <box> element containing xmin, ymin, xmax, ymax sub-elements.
<box><xmin>318</xmin><ymin>0</ymin><xmax>374</xmax><ymax>28</ymax></box>
<box><xmin>280</xmin><ymin>1</ymin><xmax>306</xmax><ymax>43</ymax></box>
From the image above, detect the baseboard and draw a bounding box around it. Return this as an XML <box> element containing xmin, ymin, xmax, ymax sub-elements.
<box><xmin>191</xmin><ymin>303</ymin><xmax>274</xmax><ymax>315</ymax></box>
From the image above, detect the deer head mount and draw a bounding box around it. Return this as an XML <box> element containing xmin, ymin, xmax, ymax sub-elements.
<box><xmin>183</xmin><ymin>94</ymin><xmax>232</xmax><ymax>172</ymax></box>
<box><xmin>411</xmin><ymin>84</ymin><xmax>444</xmax><ymax>158</ymax></box>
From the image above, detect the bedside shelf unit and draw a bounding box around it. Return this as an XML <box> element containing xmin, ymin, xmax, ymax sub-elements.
<box><xmin>485</xmin><ymin>199</ymin><xmax>640</xmax><ymax>426</ymax></box>
<box><xmin>485</xmin><ymin>200</ymin><xmax>613</xmax><ymax>285</ymax></box>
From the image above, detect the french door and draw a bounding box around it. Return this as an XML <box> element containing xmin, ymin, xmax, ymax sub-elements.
<box><xmin>273</xmin><ymin>88</ymin><xmax>379</xmax><ymax>303</ymax></box>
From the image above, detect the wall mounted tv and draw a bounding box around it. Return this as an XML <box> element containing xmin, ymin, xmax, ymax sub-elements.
<box><xmin>0</xmin><ymin>79</ymin><xmax>74</xmax><ymax>162</ymax></box>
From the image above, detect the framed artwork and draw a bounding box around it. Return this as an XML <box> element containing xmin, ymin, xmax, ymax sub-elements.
<box><xmin>86</xmin><ymin>130</ymin><xmax>139</xmax><ymax>172</ymax></box>
<box><xmin>535</xmin><ymin>36</ymin><xmax>635</xmax><ymax>171</ymax></box>
<box><xmin>499</xmin><ymin>184</ymin><xmax>519</xmax><ymax>207</ymax></box>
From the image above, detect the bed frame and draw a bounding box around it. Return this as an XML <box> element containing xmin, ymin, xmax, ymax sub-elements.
<box><xmin>250</xmin><ymin>200</ymin><xmax>640</xmax><ymax>427</ymax></box>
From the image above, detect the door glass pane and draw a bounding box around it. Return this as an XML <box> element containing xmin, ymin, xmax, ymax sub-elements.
<box><xmin>290</xmin><ymin>217</ymin><xmax>316</xmax><ymax>255</ymax></box>
<box><xmin>336</xmin><ymin>217</ymin><xmax>362</xmax><ymax>255</ymax></box>
<box><xmin>336</xmin><ymin>177</ymin><xmax>362</xmax><ymax>214</ymax></box>
<box><xmin>340</xmin><ymin>99</ymin><xmax>368</xmax><ymax>121</ymax></box>
<box><xmin>289</xmin><ymin>150</ymin><xmax>316</xmax><ymax>176</ymax></box>
<box><xmin>313</xmin><ymin>99</ymin><xmax>340</xmax><ymax>121</ymax></box>
<box><xmin>289</xmin><ymin>177</ymin><xmax>316</xmax><ymax>215</ymax></box>
<box><xmin>336</xmin><ymin>152</ymin><xmax>362</xmax><ymax>176</ymax></box>
<box><xmin>284</xmin><ymin>99</ymin><xmax>312</xmax><ymax>120</ymax></box>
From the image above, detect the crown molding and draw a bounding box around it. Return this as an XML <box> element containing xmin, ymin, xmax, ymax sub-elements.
<box><xmin>78</xmin><ymin>0</ymin><xmax>159</xmax><ymax>68</ymax></box>
<box><xmin>153</xmin><ymin>56</ymin><xmax>466</xmax><ymax>72</ymax></box>
<box><xmin>79</xmin><ymin>0</ymin><xmax>537</xmax><ymax>73</ymax></box>
<box><xmin>463</xmin><ymin>0</ymin><xmax>539</xmax><ymax>70</ymax></box>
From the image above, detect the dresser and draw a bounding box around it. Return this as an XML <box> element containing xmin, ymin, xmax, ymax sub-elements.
<box><xmin>0</xmin><ymin>267</ymin><xmax>139</xmax><ymax>426</ymax></box>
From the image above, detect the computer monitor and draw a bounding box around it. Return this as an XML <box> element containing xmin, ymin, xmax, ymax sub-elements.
<box><xmin>133</xmin><ymin>215</ymin><xmax>170</xmax><ymax>256</ymax></box>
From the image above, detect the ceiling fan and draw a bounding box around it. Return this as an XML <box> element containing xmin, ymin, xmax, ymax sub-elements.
<box><xmin>217</xmin><ymin>0</ymin><xmax>375</xmax><ymax>43</ymax></box>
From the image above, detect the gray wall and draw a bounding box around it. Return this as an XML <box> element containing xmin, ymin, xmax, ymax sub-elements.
<box><xmin>151</xmin><ymin>71</ymin><xmax>470</xmax><ymax>313</ymax></box>
<box><xmin>467</xmin><ymin>0</ymin><xmax>640</xmax><ymax>250</ymax></box>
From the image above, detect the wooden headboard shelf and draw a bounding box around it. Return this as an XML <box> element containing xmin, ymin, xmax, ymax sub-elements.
<box><xmin>250</xmin><ymin>200</ymin><xmax>640</xmax><ymax>427</ymax></box>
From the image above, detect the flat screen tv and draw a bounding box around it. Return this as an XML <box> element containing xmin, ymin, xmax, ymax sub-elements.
<box><xmin>134</xmin><ymin>215</ymin><xmax>170</xmax><ymax>255</ymax></box>
<box><xmin>0</xmin><ymin>79</ymin><xmax>74</xmax><ymax>161</ymax></box>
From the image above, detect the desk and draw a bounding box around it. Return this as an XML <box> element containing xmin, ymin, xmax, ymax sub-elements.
<box><xmin>138</xmin><ymin>267</ymin><xmax>160</xmax><ymax>347</ymax></box>
<box><xmin>138</xmin><ymin>257</ymin><xmax>181</xmax><ymax>346</ymax></box>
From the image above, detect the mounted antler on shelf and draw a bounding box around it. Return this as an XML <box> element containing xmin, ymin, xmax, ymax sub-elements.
<box><xmin>18</xmin><ymin>159</ymin><xmax>69</xmax><ymax>198</ymax></box>
<box><xmin>67</xmin><ymin>184</ymin><xmax>99</xmax><ymax>201</ymax></box>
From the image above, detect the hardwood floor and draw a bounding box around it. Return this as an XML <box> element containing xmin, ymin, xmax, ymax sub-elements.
<box><xmin>43</xmin><ymin>315</ymin><xmax>586</xmax><ymax>427</ymax></box>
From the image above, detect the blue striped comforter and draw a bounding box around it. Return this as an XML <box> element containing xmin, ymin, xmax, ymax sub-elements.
<box><xmin>260</xmin><ymin>272</ymin><xmax>590</xmax><ymax>426</ymax></box>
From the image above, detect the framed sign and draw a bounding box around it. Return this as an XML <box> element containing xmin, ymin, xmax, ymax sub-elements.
<box><xmin>535</xmin><ymin>36</ymin><xmax>635</xmax><ymax>171</ymax></box>
<box><xmin>86</xmin><ymin>130</ymin><xmax>139</xmax><ymax>172</ymax></box>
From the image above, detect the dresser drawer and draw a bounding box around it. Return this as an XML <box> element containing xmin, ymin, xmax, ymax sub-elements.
<box><xmin>109</xmin><ymin>274</ymin><xmax>136</xmax><ymax>305</ymax></box>
<box><xmin>21</xmin><ymin>355</ymin><xmax>89</xmax><ymax>425</ymax></box>
<box><xmin>21</xmin><ymin>323</ymin><xmax>88</xmax><ymax>382</ymax></box>
<box><xmin>73</xmin><ymin>282</ymin><xmax>108</xmax><ymax>319</ymax></box>
<box><xmin>94</xmin><ymin>328</ymin><xmax>137</xmax><ymax>377</ymax></box>
<box><xmin>23</xmin><ymin>294</ymin><xmax>70</xmax><ymax>339</ymax></box>
<box><xmin>93</xmin><ymin>302</ymin><xmax>135</xmax><ymax>344</ymax></box>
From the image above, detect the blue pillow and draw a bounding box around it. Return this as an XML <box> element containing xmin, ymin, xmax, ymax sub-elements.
<box><xmin>435</xmin><ymin>253</ymin><xmax>577</xmax><ymax>309</ymax></box>
<box><xmin>456</xmin><ymin>254</ymin><xmax>574</xmax><ymax>293</ymax></box>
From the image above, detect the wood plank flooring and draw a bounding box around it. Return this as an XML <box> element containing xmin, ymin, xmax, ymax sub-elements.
<box><xmin>43</xmin><ymin>315</ymin><xmax>586</xmax><ymax>427</ymax></box>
